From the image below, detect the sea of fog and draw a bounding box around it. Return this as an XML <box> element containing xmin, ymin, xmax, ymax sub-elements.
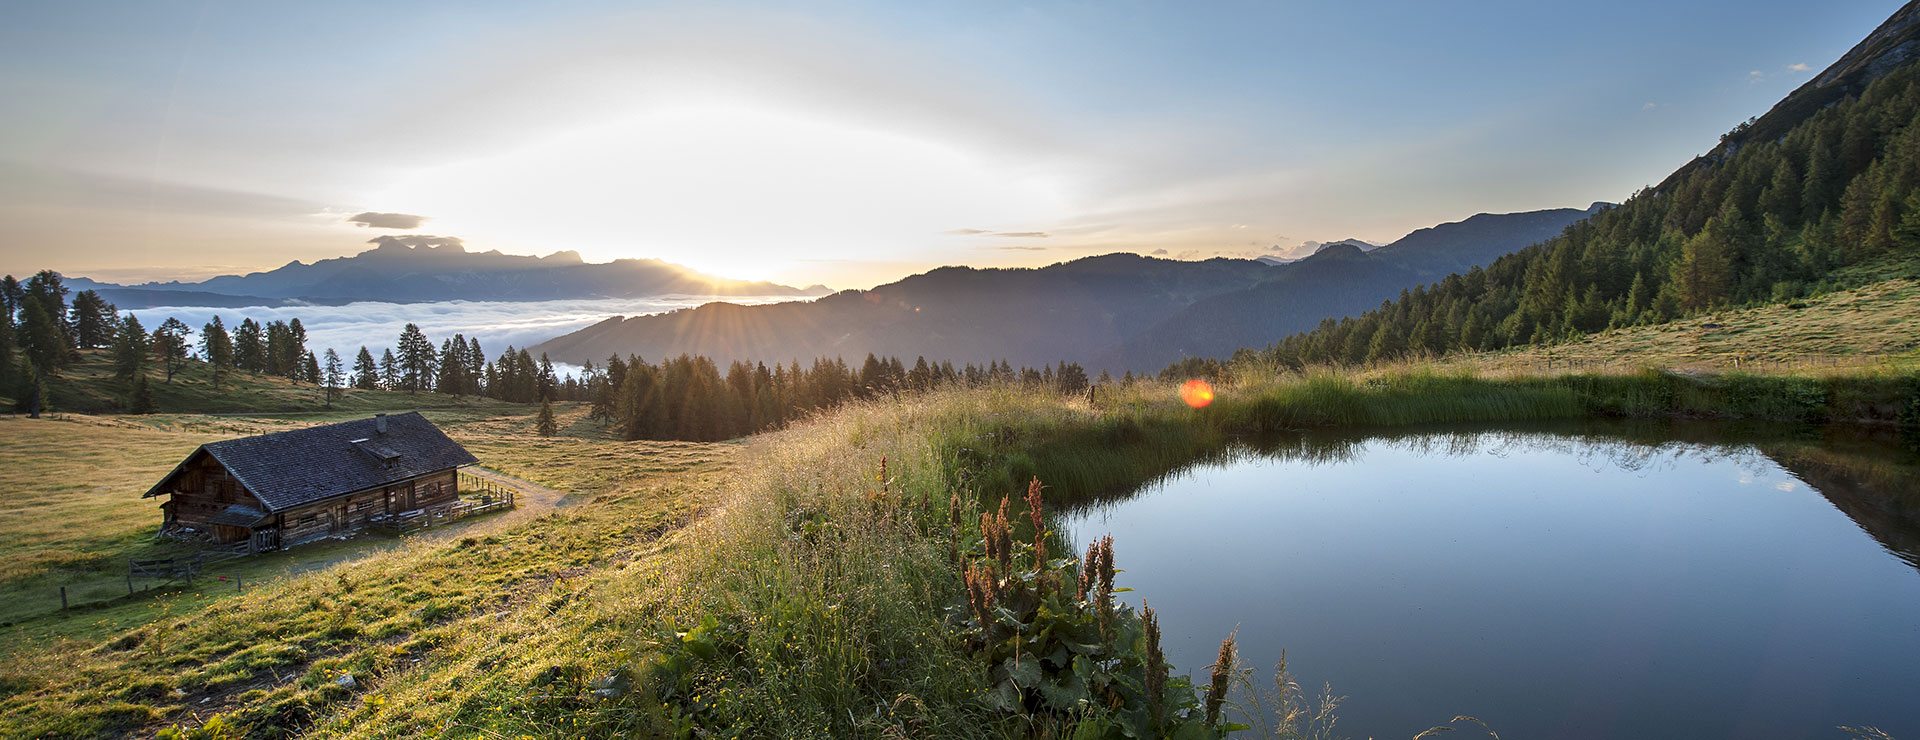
<box><xmin>117</xmin><ymin>295</ymin><xmax>802</xmax><ymax>377</ymax></box>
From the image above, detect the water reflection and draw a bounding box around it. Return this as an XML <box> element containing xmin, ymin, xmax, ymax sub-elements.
<box><xmin>1063</xmin><ymin>421</ymin><xmax>1920</xmax><ymax>740</ymax></box>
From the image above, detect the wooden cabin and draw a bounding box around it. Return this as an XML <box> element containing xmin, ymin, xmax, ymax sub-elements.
<box><xmin>143</xmin><ymin>412</ymin><xmax>479</xmax><ymax>552</ymax></box>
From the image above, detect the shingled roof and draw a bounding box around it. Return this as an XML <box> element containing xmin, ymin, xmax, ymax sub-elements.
<box><xmin>144</xmin><ymin>412</ymin><xmax>478</xmax><ymax>512</ymax></box>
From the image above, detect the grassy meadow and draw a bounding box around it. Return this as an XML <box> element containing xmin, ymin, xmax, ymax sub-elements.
<box><xmin>1437</xmin><ymin>257</ymin><xmax>1920</xmax><ymax>375</ymax></box>
<box><xmin>2</xmin><ymin>342</ymin><xmax>1917</xmax><ymax>737</ymax></box>
<box><xmin>7</xmin><ymin>357</ymin><xmax>1912</xmax><ymax>730</ymax></box>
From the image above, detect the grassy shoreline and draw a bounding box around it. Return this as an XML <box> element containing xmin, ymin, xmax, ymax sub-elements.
<box><xmin>2</xmin><ymin>366</ymin><xmax>1916</xmax><ymax>737</ymax></box>
<box><xmin>487</xmin><ymin>365</ymin><xmax>1920</xmax><ymax>737</ymax></box>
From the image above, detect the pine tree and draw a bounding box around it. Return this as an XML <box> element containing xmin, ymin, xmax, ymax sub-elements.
<box><xmin>19</xmin><ymin>300</ymin><xmax>67</xmax><ymax>377</ymax></box>
<box><xmin>109</xmin><ymin>313</ymin><xmax>148</xmax><ymax>382</ymax></box>
<box><xmin>353</xmin><ymin>346</ymin><xmax>379</xmax><ymax>390</ymax></box>
<box><xmin>379</xmin><ymin>348</ymin><xmax>400</xmax><ymax>389</ymax></box>
<box><xmin>303</xmin><ymin>351</ymin><xmax>321</xmax><ymax>386</ymax></box>
<box><xmin>0</xmin><ymin>309</ymin><xmax>14</xmax><ymax>392</ymax></box>
<box><xmin>233</xmin><ymin>318</ymin><xmax>266</xmax><ymax>374</ymax></box>
<box><xmin>69</xmin><ymin>290</ymin><xmax>117</xmax><ymax>348</ymax></box>
<box><xmin>0</xmin><ymin>275</ymin><xmax>21</xmax><ymax>324</ymax></box>
<box><xmin>13</xmin><ymin>359</ymin><xmax>49</xmax><ymax>418</ymax></box>
<box><xmin>322</xmin><ymin>349</ymin><xmax>345</xmax><ymax>409</ymax></box>
<box><xmin>396</xmin><ymin>323</ymin><xmax>435</xmax><ymax>393</ymax></box>
<box><xmin>200</xmin><ymin>316</ymin><xmax>235</xmax><ymax>387</ymax></box>
<box><xmin>152</xmin><ymin>317</ymin><xmax>192</xmax><ymax>383</ymax></box>
<box><xmin>127</xmin><ymin>372</ymin><xmax>155</xmax><ymax>414</ymax></box>
<box><xmin>24</xmin><ymin>270</ymin><xmax>73</xmax><ymax>353</ymax></box>
<box><xmin>536</xmin><ymin>399</ymin><xmax>557</xmax><ymax>437</ymax></box>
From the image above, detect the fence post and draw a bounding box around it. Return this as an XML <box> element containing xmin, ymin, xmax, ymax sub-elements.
<box><xmin>127</xmin><ymin>571</ymin><xmax>134</xmax><ymax>595</ymax></box>
<box><xmin>60</xmin><ymin>586</ymin><xmax>68</xmax><ymax>610</ymax></box>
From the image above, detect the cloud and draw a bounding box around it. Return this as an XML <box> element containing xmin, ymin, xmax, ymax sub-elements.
<box><xmin>949</xmin><ymin>228</ymin><xmax>1051</xmax><ymax>238</ymax></box>
<box><xmin>1748</xmin><ymin>69</ymin><xmax>1765</xmax><ymax>83</ymax></box>
<box><xmin>1641</xmin><ymin>101</ymin><xmax>1659</xmax><ymax>111</ymax></box>
<box><xmin>1149</xmin><ymin>249</ymin><xmax>1168</xmax><ymax>255</ymax></box>
<box><xmin>366</xmin><ymin>234</ymin><xmax>466</xmax><ymax>251</ymax></box>
<box><xmin>1786</xmin><ymin>62</ymin><xmax>1810</xmax><ymax>73</ymax></box>
<box><xmin>346</xmin><ymin>211</ymin><xmax>428</xmax><ymax>229</ymax></box>
<box><xmin>117</xmin><ymin>295</ymin><xmax>802</xmax><ymax>372</ymax></box>
<box><xmin>991</xmin><ymin>245</ymin><xmax>1049</xmax><ymax>251</ymax></box>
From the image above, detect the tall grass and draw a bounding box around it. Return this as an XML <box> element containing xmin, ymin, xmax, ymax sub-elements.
<box><xmin>568</xmin><ymin>365</ymin><xmax>1920</xmax><ymax>737</ymax></box>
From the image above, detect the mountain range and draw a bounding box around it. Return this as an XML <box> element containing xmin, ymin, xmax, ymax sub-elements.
<box><xmin>530</xmin><ymin>204</ymin><xmax>1608</xmax><ymax>372</ymax></box>
<box><xmin>70</xmin><ymin>237</ymin><xmax>829</xmax><ymax>308</ymax></box>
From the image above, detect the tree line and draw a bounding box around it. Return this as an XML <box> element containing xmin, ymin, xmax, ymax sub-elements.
<box><xmin>0</xmin><ymin>271</ymin><xmax>149</xmax><ymax>415</ymax></box>
<box><xmin>1256</xmin><ymin>60</ymin><xmax>1920</xmax><ymax>370</ymax></box>
<box><xmin>579</xmin><ymin>353</ymin><xmax>1104</xmax><ymax>442</ymax></box>
<box><xmin>0</xmin><ymin>282</ymin><xmax>1108</xmax><ymax>440</ymax></box>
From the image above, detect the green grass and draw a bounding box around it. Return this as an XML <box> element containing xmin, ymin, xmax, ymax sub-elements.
<box><xmin>0</xmin><ymin>402</ymin><xmax>732</xmax><ymax>738</ymax></box>
<box><xmin>1445</xmin><ymin>256</ymin><xmax>1920</xmax><ymax>374</ymax></box>
<box><xmin>8</xmin><ymin>249</ymin><xmax>1920</xmax><ymax>737</ymax></box>
<box><xmin>3</xmin><ymin>358</ymin><xmax>1917</xmax><ymax>736</ymax></box>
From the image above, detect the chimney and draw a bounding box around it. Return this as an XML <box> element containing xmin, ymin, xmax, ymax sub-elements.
<box><xmin>374</xmin><ymin>413</ymin><xmax>388</xmax><ymax>435</ymax></box>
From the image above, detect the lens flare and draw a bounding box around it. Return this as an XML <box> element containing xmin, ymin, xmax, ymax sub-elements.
<box><xmin>1179</xmin><ymin>379</ymin><xmax>1215</xmax><ymax>408</ymax></box>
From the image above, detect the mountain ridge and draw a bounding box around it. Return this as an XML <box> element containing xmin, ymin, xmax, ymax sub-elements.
<box><xmin>531</xmin><ymin>204</ymin><xmax>1603</xmax><ymax>371</ymax></box>
<box><xmin>68</xmin><ymin>239</ymin><xmax>828</xmax><ymax>308</ymax></box>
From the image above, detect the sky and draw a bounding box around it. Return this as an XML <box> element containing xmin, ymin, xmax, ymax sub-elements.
<box><xmin>0</xmin><ymin>0</ymin><xmax>1906</xmax><ymax>289</ymax></box>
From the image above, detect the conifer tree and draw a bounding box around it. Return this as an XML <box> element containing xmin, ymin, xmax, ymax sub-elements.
<box><xmin>200</xmin><ymin>316</ymin><xmax>235</xmax><ymax>387</ymax></box>
<box><xmin>322</xmin><ymin>349</ymin><xmax>345</xmax><ymax>408</ymax></box>
<box><xmin>68</xmin><ymin>290</ymin><xmax>117</xmax><ymax>348</ymax></box>
<box><xmin>536</xmin><ymin>399</ymin><xmax>557</xmax><ymax>437</ymax></box>
<box><xmin>353</xmin><ymin>346</ymin><xmax>379</xmax><ymax>390</ymax></box>
<box><xmin>127</xmin><ymin>372</ymin><xmax>155</xmax><ymax>414</ymax></box>
<box><xmin>110</xmin><ymin>313</ymin><xmax>147</xmax><ymax>382</ymax></box>
<box><xmin>152</xmin><ymin>317</ymin><xmax>192</xmax><ymax>383</ymax></box>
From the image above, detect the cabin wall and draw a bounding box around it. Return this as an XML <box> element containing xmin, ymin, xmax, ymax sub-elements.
<box><xmin>275</xmin><ymin>469</ymin><xmax>462</xmax><ymax>547</ymax></box>
<box><xmin>164</xmin><ymin>456</ymin><xmax>265</xmax><ymax>537</ymax></box>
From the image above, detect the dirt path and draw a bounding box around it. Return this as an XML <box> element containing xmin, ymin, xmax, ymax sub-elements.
<box><xmin>446</xmin><ymin>466</ymin><xmax>575</xmax><ymax>530</ymax></box>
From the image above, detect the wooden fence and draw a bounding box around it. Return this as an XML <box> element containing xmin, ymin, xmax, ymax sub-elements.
<box><xmin>369</xmin><ymin>472</ymin><xmax>518</xmax><ymax>535</ymax></box>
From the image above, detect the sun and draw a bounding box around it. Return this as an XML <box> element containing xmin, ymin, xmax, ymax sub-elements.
<box><xmin>371</xmin><ymin>100</ymin><xmax>1067</xmax><ymax>284</ymax></box>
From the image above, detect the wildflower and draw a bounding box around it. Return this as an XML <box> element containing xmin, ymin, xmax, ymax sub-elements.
<box><xmin>964</xmin><ymin>562</ymin><xmax>998</xmax><ymax>626</ymax></box>
<box><xmin>981</xmin><ymin>496</ymin><xmax>1013</xmax><ymax>571</ymax></box>
<box><xmin>1076</xmin><ymin>539</ymin><xmax>1097</xmax><ymax>601</ymax></box>
<box><xmin>1024</xmin><ymin>476</ymin><xmax>1046</xmax><ymax>569</ymax></box>
<box><xmin>1205</xmin><ymin>631</ymin><xmax>1237</xmax><ymax>726</ymax></box>
<box><xmin>1143</xmin><ymin>603</ymin><xmax>1166</xmax><ymax>729</ymax></box>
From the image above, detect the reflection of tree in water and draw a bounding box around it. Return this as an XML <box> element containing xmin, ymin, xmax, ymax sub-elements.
<box><xmin>1764</xmin><ymin>441</ymin><xmax>1920</xmax><ymax>572</ymax></box>
<box><xmin>1072</xmin><ymin>420</ymin><xmax>1920</xmax><ymax>572</ymax></box>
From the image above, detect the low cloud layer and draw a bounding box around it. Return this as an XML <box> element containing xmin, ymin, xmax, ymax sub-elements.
<box><xmin>118</xmin><ymin>295</ymin><xmax>801</xmax><ymax>375</ymax></box>
<box><xmin>347</xmin><ymin>212</ymin><xmax>428</xmax><ymax>229</ymax></box>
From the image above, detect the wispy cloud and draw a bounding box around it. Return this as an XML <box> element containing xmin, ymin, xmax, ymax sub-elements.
<box><xmin>1748</xmin><ymin>69</ymin><xmax>1766</xmax><ymax>83</ymax></box>
<box><xmin>1786</xmin><ymin>62</ymin><xmax>1810</xmax><ymax>73</ymax></box>
<box><xmin>950</xmin><ymin>227</ymin><xmax>1051</xmax><ymax>238</ymax></box>
<box><xmin>1641</xmin><ymin>101</ymin><xmax>1659</xmax><ymax>111</ymax></box>
<box><xmin>1149</xmin><ymin>248</ymin><xmax>1168</xmax><ymax>255</ymax></box>
<box><xmin>346</xmin><ymin>211</ymin><xmax>428</xmax><ymax>229</ymax></box>
<box><xmin>991</xmin><ymin>245</ymin><xmax>1049</xmax><ymax>251</ymax></box>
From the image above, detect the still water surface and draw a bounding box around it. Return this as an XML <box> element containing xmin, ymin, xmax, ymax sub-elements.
<box><xmin>1064</xmin><ymin>425</ymin><xmax>1920</xmax><ymax>739</ymax></box>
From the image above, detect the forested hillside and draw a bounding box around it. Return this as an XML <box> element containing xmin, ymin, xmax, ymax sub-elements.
<box><xmin>1262</xmin><ymin>32</ymin><xmax>1920</xmax><ymax>369</ymax></box>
